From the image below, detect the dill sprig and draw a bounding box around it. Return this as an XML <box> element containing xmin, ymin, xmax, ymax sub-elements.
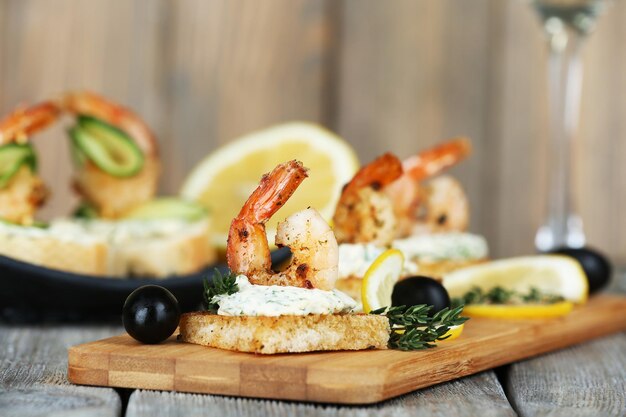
<box><xmin>203</xmin><ymin>269</ymin><xmax>239</xmax><ymax>313</ymax></box>
<box><xmin>451</xmin><ymin>286</ymin><xmax>565</xmax><ymax>308</ymax></box>
<box><xmin>370</xmin><ymin>305</ymin><xmax>469</xmax><ymax>350</ymax></box>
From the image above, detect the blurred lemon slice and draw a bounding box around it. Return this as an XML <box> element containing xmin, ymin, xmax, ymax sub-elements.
<box><xmin>462</xmin><ymin>302</ymin><xmax>574</xmax><ymax>319</ymax></box>
<box><xmin>361</xmin><ymin>249</ymin><xmax>404</xmax><ymax>313</ymax></box>
<box><xmin>180</xmin><ymin>122</ymin><xmax>359</xmax><ymax>250</ymax></box>
<box><xmin>440</xmin><ymin>323</ymin><xmax>465</xmax><ymax>341</ymax></box>
<box><xmin>443</xmin><ymin>255</ymin><xmax>588</xmax><ymax>304</ymax></box>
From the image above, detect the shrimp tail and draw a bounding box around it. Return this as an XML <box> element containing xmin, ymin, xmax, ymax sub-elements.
<box><xmin>0</xmin><ymin>101</ymin><xmax>61</xmax><ymax>144</ymax></box>
<box><xmin>341</xmin><ymin>153</ymin><xmax>403</xmax><ymax>196</ymax></box>
<box><xmin>238</xmin><ymin>160</ymin><xmax>309</xmax><ymax>223</ymax></box>
<box><xmin>403</xmin><ymin>137</ymin><xmax>471</xmax><ymax>181</ymax></box>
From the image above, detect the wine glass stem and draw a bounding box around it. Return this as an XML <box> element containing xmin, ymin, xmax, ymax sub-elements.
<box><xmin>536</xmin><ymin>26</ymin><xmax>586</xmax><ymax>251</ymax></box>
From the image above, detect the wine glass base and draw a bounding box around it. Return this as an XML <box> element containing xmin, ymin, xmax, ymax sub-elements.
<box><xmin>535</xmin><ymin>214</ymin><xmax>586</xmax><ymax>252</ymax></box>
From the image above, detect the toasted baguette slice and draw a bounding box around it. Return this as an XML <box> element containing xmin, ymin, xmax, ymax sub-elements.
<box><xmin>0</xmin><ymin>223</ymin><xmax>109</xmax><ymax>275</ymax></box>
<box><xmin>179</xmin><ymin>313</ymin><xmax>390</xmax><ymax>354</ymax></box>
<box><xmin>0</xmin><ymin>218</ymin><xmax>215</xmax><ymax>277</ymax></box>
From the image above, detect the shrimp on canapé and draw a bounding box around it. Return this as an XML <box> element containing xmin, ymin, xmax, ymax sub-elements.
<box><xmin>62</xmin><ymin>91</ymin><xmax>160</xmax><ymax>218</ymax></box>
<box><xmin>332</xmin><ymin>138</ymin><xmax>471</xmax><ymax>246</ymax></box>
<box><xmin>226</xmin><ymin>160</ymin><xmax>338</xmax><ymax>290</ymax></box>
<box><xmin>332</xmin><ymin>153</ymin><xmax>404</xmax><ymax>246</ymax></box>
<box><xmin>0</xmin><ymin>102</ymin><xmax>61</xmax><ymax>224</ymax></box>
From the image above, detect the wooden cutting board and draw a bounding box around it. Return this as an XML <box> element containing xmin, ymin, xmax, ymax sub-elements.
<box><xmin>68</xmin><ymin>295</ymin><xmax>626</xmax><ymax>404</ymax></box>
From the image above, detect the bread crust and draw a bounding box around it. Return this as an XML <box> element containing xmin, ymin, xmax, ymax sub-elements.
<box><xmin>179</xmin><ymin>313</ymin><xmax>390</xmax><ymax>354</ymax></box>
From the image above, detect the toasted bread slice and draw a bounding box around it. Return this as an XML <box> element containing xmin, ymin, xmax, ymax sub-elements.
<box><xmin>179</xmin><ymin>313</ymin><xmax>390</xmax><ymax>354</ymax></box>
<box><xmin>0</xmin><ymin>223</ymin><xmax>109</xmax><ymax>275</ymax></box>
<box><xmin>0</xmin><ymin>218</ymin><xmax>215</xmax><ymax>277</ymax></box>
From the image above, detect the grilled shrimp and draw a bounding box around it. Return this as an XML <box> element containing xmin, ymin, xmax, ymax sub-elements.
<box><xmin>332</xmin><ymin>153</ymin><xmax>403</xmax><ymax>246</ymax></box>
<box><xmin>332</xmin><ymin>138</ymin><xmax>471</xmax><ymax>245</ymax></box>
<box><xmin>226</xmin><ymin>160</ymin><xmax>339</xmax><ymax>290</ymax></box>
<box><xmin>0</xmin><ymin>102</ymin><xmax>60</xmax><ymax>223</ymax></box>
<box><xmin>62</xmin><ymin>91</ymin><xmax>160</xmax><ymax>218</ymax></box>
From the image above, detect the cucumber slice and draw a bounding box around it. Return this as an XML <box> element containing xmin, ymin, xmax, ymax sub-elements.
<box><xmin>69</xmin><ymin>115</ymin><xmax>144</xmax><ymax>177</ymax></box>
<box><xmin>123</xmin><ymin>198</ymin><xmax>208</xmax><ymax>222</ymax></box>
<box><xmin>69</xmin><ymin>139</ymin><xmax>88</xmax><ymax>167</ymax></box>
<box><xmin>0</xmin><ymin>143</ymin><xmax>38</xmax><ymax>188</ymax></box>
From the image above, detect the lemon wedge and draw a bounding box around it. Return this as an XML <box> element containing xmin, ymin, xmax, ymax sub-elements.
<box><xmin>443</xmin><ymin>255</ymin><xmax>588</xmax><ymax>304</ymax></box>
<box><xmin>180</xmin><ymin>122</ymin><xmax>359</xmax><ymax>249</ymax></box>
<box><xmin>361</xmin><ymin>249</ymin><xmax>404</xmax><ymax>313</ymax></box>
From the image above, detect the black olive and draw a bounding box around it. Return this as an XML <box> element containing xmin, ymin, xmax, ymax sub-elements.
<box><xmin>548</xmin><ymin>247</ymin><xmax>612</xmax><ymax>294</ymax></box>
<box><xmin>392</xmin><ymin>276</ymin><xmax>450</xmax><ymax>316</ymax></box>
<box><xmin>122</xmin><ymin>285</ymin><xmax>181</xmax><ymax>344</ymax></box>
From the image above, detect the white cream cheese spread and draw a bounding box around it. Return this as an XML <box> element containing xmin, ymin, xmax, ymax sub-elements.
<box><xmin>50</xmin><ymin>218</ymin><xmax>202</xmax><ymax>243</ymax></box>
<box><xmin>392</xmin><ymin>232</ymin><xmax>488</xmax><ymax>262</ymax></box>
<box><xmin>213</xmin><ymin>275</ymin><xmax>357</xmax><ymax>316</ymax></box>
<box><xmin>0</xmin><ymin>218</ymin><xmax>207</xmax><ymax>244</ymax></box>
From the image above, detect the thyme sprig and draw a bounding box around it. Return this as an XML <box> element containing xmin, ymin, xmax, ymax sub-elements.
<box><xmin>370</xmin><ymin>305</ymin><xmax>469</xmax><ymax>350</ymax></box>
<box><xmin>203</xmin><ymin>269</ymin><xmax>239</xmax><ymax>313</ymax></box>
<box><xmin>451</xmin><ymin>286</ymin><xmax>565</xmax><ymax>308</ymax></box>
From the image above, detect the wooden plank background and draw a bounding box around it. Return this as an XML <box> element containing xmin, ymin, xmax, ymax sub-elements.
<box><xmin>1</xmin><ymin>0</ymin><xmax>625</xmax><ymax>261</ymax></box>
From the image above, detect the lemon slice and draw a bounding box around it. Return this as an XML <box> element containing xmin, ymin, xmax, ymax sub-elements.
<box><xmin>361</xmin><ymin>249</ymin><xmax>404</xmax><ymax>313</ymax></box>
<box><xmin>180</xmin><ymin>122</ymin><xmax>359</xmax><ymax>249</ymax></box>
<box><xmin>443</xmin><ymin>255</ymin><xmax>588</xmax><ymax>304</ymax></box>
<box><xmin>440</xmin><ymin>323</ymin><xmax>465</xmax><ymax>342</ymax></box>
<box><xmin>463</xmin><ymin>302</ymin><xmax>574</xmax><ymax>319</ymax></box>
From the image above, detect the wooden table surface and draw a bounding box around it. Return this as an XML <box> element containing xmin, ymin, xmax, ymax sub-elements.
<box><xmin>1</xmin><ymin>326</ymin><xmax>624</xmax><ymax>417</ymax></box>
<box><xmin>1</xmin><ymin>275</ymin><xmax>624</xmax><ymax>417</ymax></box>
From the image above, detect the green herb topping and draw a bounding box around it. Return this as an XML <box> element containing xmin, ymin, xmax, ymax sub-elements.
<box><xmin>370</xmin><ymin>305</ymin><xmax>469</xmax><ymax>350</ymax></box>
<box><xmin>451</xmin><ymin>286</ymin><xmax>565</xmax><ymax>308</ymax></box>
<box><xmin>203</xmin><ymin>269</ymin><xmax>239</xmax><ymax>313</ymax></box>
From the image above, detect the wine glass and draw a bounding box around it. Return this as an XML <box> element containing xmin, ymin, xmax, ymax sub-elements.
<box><xmin>531</xmin><ymin>0</ymin><xmax>614</xmax><ymax>251</ymax></box>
